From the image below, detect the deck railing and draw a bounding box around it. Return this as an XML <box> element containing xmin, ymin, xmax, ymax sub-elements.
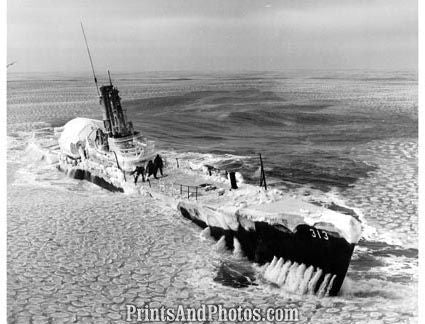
<box><xmin>108</xmin><ymin>138</ymin><xmax>155</xmax><ymax>159</ymax></box>
<box><xmin>175</xmin><ymin>183</ymin><xmax>200</xmax><ymax>200</ymax></box>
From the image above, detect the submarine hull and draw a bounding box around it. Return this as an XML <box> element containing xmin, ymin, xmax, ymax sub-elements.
<box><xmin>178</xmin><ymin>204</ymin><xmax>354</xmax><ymax>296</ymax></box>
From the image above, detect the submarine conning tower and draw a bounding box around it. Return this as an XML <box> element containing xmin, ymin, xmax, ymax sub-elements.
<box><xmin>99</xmin><ymin>84</ymin><xmax>133</xmax><ymax>138</ymax></box>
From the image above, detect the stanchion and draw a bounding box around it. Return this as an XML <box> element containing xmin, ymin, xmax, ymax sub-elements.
<box><xmin>259</xmin><ymin>153</ymin><xmax>267</xmax><ymax>190</ymax></box>
<box><xmin>229</xmin><ymin>171</ymin><xmax>238</xmax><ymax>189</ymax></box>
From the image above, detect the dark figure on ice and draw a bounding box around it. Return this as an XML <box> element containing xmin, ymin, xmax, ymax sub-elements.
<box><xmin>154</xmin><ymin>154</ymin><xmax>164</xmax><ymax>177</ymax></box>
<box><xmin>130</xmin><ymin>165</ymin><xmax>145</xmax><ymax>184</ymax></box>
<box><xmin>146</xmin><ymin>160</ymin><xmax>156</xmax><ymax>179</ymax></box>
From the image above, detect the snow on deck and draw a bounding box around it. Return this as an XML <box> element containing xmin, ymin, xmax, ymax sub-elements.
<box><xmin>27</xmin><ymin>133</ymin><xmax>363</xmax><ymax>245</ymax></box>
<box><xmin>140</xmin><ymin>162</ymin><xmax>362</xmax><ymax>244</ymax></box>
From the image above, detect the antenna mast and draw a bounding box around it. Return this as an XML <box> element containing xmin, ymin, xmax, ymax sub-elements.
<box><xmin>108</xmin><ymin>70</ymin><xmax>113</xmax><ymax>86</ymax></box>
<box><xmin>80</xmin><ymin>21</ymin><xmax>100</xmax><ymax>96</ymax></box>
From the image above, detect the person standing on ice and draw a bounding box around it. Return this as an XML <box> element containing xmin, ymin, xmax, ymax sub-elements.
<box><xmin>154</xmin><ymin>154</ymin><xmax>164</xmax><ymax>178</ymax></box>
<box><xmin>130</xmin><ymin>165</ymin><xmax>145</xmax><ymax>184</ymax></box>
<box><xmin>146</xmin><ymin>160</ymin><xmax>156</xmax><ymax>179</ymax></box>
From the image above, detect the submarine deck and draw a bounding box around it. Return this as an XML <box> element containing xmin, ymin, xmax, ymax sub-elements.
<box><xmin>133</xmin><ymin>163</ymin><xmax>361</xmax><ymax>245</ymax></box>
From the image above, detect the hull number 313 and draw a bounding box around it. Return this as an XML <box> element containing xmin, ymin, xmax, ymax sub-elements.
<box><xmin>310</xmin><ymin>228</ymin><xmax>329</xmax><ymax>240</ymax></box>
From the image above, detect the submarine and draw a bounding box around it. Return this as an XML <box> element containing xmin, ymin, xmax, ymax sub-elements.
<box><xmin>42</xmin><ymin>24</ymin><xmax>363</xmax><ymax>296</ymax></box>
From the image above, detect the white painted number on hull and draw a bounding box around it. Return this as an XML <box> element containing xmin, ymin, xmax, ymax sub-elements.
<box><xmin>310</xmin><ymin>228</ymin><xmax>329</xmax><ymax>240</ymax></box>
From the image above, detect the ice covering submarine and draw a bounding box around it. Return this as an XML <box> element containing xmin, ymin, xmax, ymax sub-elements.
<box><xmin>57</xmin><ymin>23</ymin><xmax>155</xmax><ymax>190</ymax></box>
<box><xmin>54</xmin><ymin>76</ymin><xmax>362</xmax><ymax>296</ymax></box>
<box><xmin>51</xmin><ymin>23</ymin><xmax>363</xmax><ymax>296</ymax></box>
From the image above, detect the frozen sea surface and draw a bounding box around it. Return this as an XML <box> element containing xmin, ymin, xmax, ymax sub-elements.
<box><xmin>7</xmin><ymin>70</ymin><xmax>417</xmax><ymax>323</ymax></box>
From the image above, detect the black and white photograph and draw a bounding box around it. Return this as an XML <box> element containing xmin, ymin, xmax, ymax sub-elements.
<box><xmin>3</xmin><ymin>0</ymin><xmax>422</xmax><ymax>323</ymax></box>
